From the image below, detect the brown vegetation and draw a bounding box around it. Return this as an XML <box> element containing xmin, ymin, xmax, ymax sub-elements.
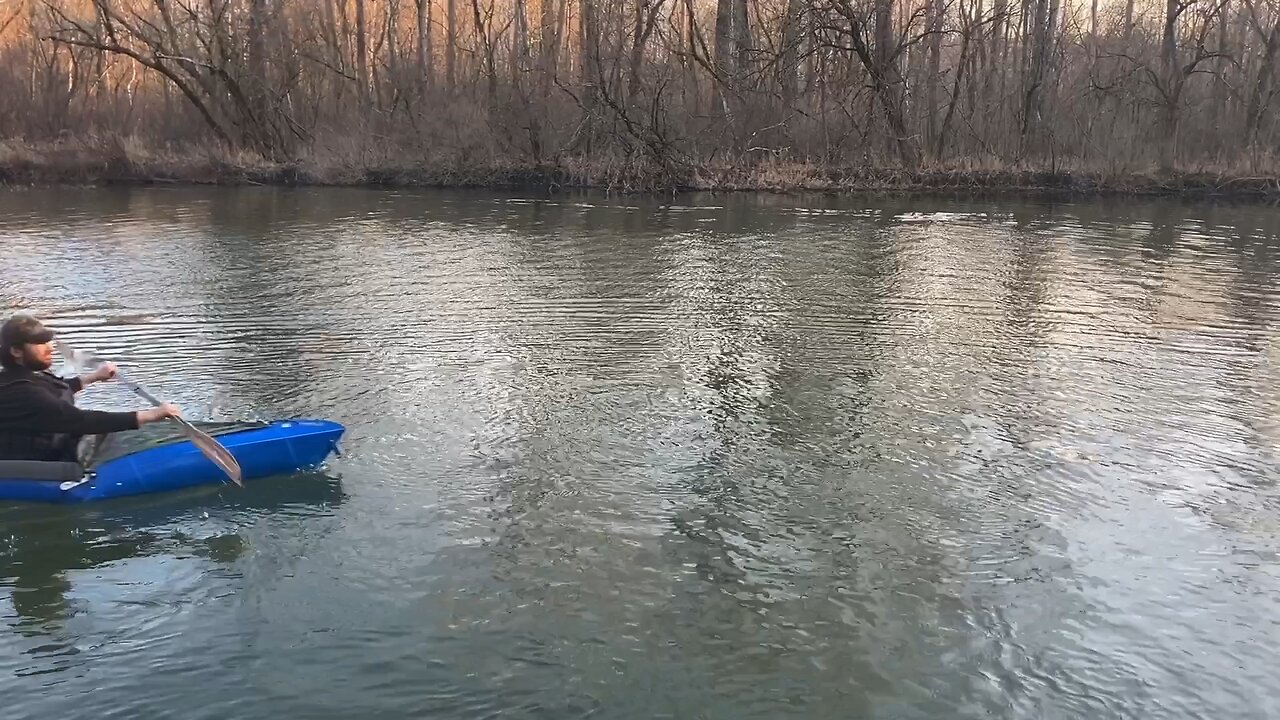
<box><xmin>2</xmin><ymin>0</ymin><xmax>1280</xmax><ymax>196</ymax></box>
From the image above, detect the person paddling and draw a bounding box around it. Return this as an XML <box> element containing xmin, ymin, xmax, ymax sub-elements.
<box><xmin>0</xmin><ymin>313</ymin><xmax>180</xmax><ymax>462</ymax></box>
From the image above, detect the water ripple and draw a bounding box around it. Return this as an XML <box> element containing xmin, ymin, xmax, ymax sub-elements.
<box><xmin>2</xmin><ymin>188</ymin><xmax>1280</xmax><ymax>719</ymax></box>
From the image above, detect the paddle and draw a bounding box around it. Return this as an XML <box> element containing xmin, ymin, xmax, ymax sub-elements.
<box><xmin>56</xmin><ymin>341</ymin><xmax>244</xmax><ymax>487</ymax></box>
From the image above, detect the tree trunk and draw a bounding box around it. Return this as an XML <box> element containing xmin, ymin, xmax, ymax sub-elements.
<box><xmin>1021</xmin><ymin>0</ymin><xmax>1055</xmax><ymax>156</ymax></box>
<box><xmin>1160</xmin><ymin>0</ymin><xmax>1179</xmax><ymax>169</ymax></box>
<box><xmin>1245</xmin><ymin>14</ymin><xmax>1280</xmax><ymax>145</ymax></box>
<box><xmin>938</xmin><ymin>12</ymin><xmax>973</xmax><ymax>161</ymax></box>
<box><xmin>715</xmin><ymin>0</ymin><xmax>735</xmax><ymax>79</ymax></box>
<box><xmin>780</xmin><ymin>0</ymin><xmax>804</xmax><ymax>103</ymax></box>
<box><xmin>248</xmin><ymin>0</ymin><xmax>270</xmax><ymax>150</ymax></box>
<box><xmin>417</xmin><ymin>0</ymin><xmax>432</xmax><ymax>89</ymax></box>
<box><xmin>388</xmin><ymin>0</ymin><xmax>401</xmax><ymax>105</ymax></box>
<box><xmin>685</xmin><ymin>0</ymin><xmax>702</xmax><ymax>115</ymax></box>
<box><xmin>578</xmin><ymin>0</ymin><xmax>599</xmax><ymax>150</ymax></box>
<box><xmin>987</xmin><ymin>0</ymin><xmax>1006</xmax><ymax>139</ymax></box>
<box><xmin>925</xmin><ymin>0</ymin><xmax>942</xmax><ymax>158</ymax></box>
<box><xmin>446</xmin><ymin>0</ymin><xmax>457</xmax><ymax>88</ymax></box>
<box><xmin>514</xmin><ymin>0</ymin><xmax>530</xmax><ymax>86</ymax></box>
<box><xmin>1092</xmin><ymin>0</ymin><xmax>1100</xmax><ymax>38</ymax></box>
<box><xmin>539</xmin><ymin>0</ymin><xmax>564</xmax><ymax>82</ymax></box>
<box><xmin>471</xmin><ymin>0</ymin><xmax>497</xmax><ymax>101</ymax></box>
<box><xmin>626</xmin><ymin>0</ymin><xmax>663</xmax><ymax>102</ymax></box>
<box><xmin>356</xmin><ymin>0</ymin><xmax>370</xmax><ymax>106</ymax></box>
<box><xmin>628</xmin><ymin>0</ymin><xmax>644</xmax><ymax>100</ymax></box>
<box><xmin>734</xmin><ymin>0</ymin><xmax>750</xmax><ymax>84</ymax></box>
<box><xmin>580</xmin><ymin>0</ymin><xmax>596</xmax><ymax>87</ymax></box>
<box><xmin>867</xmin><ymin>0</ymin><xmax>920</xmax><ymax>167</ymax></box>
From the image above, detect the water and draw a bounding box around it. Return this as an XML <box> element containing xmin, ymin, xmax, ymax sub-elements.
<box><xmin>1</xmin><ymin>186</ymin><xmax>1280</xmax><ymax>719</ymax></box>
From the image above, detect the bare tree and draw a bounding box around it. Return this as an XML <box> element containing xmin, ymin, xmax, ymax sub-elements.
<box><xmin>0</xmin><ymin>0</ymin><xmax>1273</xmax><ymax>185</ymax></box>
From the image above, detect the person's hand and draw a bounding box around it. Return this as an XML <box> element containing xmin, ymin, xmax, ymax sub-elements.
<box><xmin>138</xmin><ymin>403</ymin><xmax>182</xmax><ymax>424</ymax></box>
<box><xmin>88</xmin><ymin>362</ymin><xmax>117</xmax><ymax>384</ymax></box>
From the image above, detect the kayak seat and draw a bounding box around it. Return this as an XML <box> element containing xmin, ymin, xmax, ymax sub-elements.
<box><xmin>0</xmin><ymin>460</ymin><xmax>84</xmax><ymax>482</ymax></box>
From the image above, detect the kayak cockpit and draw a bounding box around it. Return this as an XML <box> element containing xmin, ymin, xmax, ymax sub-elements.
<box><xmin>0</xmin><ymin>459</ymin><xmax>84</xmax><ymax>482</ymax></box>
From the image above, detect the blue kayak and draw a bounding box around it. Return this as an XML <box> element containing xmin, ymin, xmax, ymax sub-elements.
<box><xmin>0</xmin><ymin>419</ymin><xmax>344</xmax><ymax>504</ymax></box>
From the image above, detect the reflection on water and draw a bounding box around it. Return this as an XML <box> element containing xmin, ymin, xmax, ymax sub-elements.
<box><xmin>0</xmin><ymin>471</ymin><xmax>345</xmax><ymax>692</ymax></box>
<box><xmin>1</xmin><ymin>187</ymin><xmax>1280</xmax><ymax>719</ymax></box>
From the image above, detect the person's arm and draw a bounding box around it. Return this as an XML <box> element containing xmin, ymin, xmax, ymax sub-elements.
<box><xmin>66</xmin><ymin>362</ymin><xmax>117</xmax><ymax>393</ymax></box>
<box><xmin>5</xmin><ymin>381</ymin><xmax>174</xmax><ymax>435</ymax></box>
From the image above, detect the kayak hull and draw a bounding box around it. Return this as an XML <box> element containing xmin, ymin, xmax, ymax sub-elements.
<box><xmin>0</xmin><ymin>419</ymin><xmax>344</xmax><ymax>504</ymax></box>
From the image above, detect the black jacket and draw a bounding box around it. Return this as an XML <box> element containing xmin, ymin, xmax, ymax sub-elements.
<box><xmin>0</xmin><ymin>367</ymin><xmax>139</xmax><ymax>462</ymax></box>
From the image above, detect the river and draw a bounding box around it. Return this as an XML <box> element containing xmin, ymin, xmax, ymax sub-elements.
<box><xmin>1</xmin><ymin>186</ymin><xmax>1279</xmax><ymax>719</ymax></box>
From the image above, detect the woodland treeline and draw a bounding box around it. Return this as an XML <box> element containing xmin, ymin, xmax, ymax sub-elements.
<box><xmin>1</xmin><ymin>0</ymin><xmax>1278</xmax><ymax>188</ymax></box>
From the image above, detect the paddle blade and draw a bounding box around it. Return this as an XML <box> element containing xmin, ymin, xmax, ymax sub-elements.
<box><xmin>55</xmin><ymin>340</ymin><xmax>91</xmax><ymax>374</ymax></box>
<box><xmin>178</xmin><ymin>421</ymin><xmax>244</xmax><ymax>487</ymax></box>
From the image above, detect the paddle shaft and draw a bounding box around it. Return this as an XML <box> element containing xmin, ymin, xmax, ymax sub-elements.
<box><xmin>121</xmin><ymin>371</ymin><xmax>207</xmax><ymax>441</ymax></box>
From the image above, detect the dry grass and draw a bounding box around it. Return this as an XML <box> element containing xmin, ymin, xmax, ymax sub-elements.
<box><xmin>701</xmin><ymin>158</ymin><xmax>1280</xmax><ymax>198</ymax></box>
<box><xmin>4</xmin><ymin>137</ymin><xmax>1280</xmax><ymax>200</ymax></box>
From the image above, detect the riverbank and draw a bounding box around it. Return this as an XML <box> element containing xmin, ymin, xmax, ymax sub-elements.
<box><xmin>3</xmin><ymin>139</ymin><xmax>1278</xmax><ymax>200</ymax></box>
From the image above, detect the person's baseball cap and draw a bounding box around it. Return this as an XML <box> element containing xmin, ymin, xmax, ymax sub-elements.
<box><xmin>1</xmin><ymin>314</ymin><xmax>55</xmax><ymax>352</ymax></box>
